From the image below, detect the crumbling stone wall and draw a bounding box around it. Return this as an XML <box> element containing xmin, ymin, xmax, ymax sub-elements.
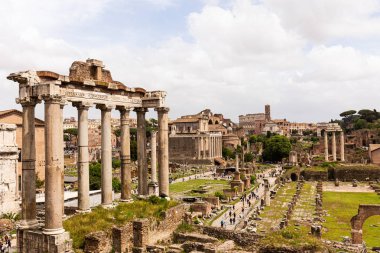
<box><xmin>0</xmin><ymin>123</ymin><xmax>20</xmax><ymax>215</ymax></box>
<box><xmin>199</xmin><ymin>226</ymin><xmax>262</xmax><ymax>247</ymax></box>
<box><xmin>333</xmin><ymin>165</ymin><xmax>380</xmax><ymax>181</ymax></box>
<box><xmin>84</xmin><ymin>231</ymin><xmax>112</xmax><ymax>253</ymax></box>
<box><xmin>301</xmin><ymin>170</ymin><xmax>328</xmax><ymax>181</ymax></box>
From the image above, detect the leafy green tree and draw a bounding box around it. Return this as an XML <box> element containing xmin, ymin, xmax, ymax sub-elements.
<box><xmin>354</xmin><ymin>119</ymin><xmax>368</xmax><ymax>130</ymax></box>
<box><xmin>244</xmin><ymin>152</ymin><xmax>254</xmax><ymax>162</ymax></box>
<box><xmin>222</xmin><ymin>147</ymin><xmax>235</xmax><ymax>160</ymax></box>
<box><xmin>112</xmin><ymin>177</ymin><xmax>121</xmax><ymax>193</ymax></box>
<box><xmin>112</xmin><ymin>159</ymin><xmax>121</xmax><ymax>169</ymax></box>
<box><xmin>340</xmin><ymin>110</ymin><xmax>357</xmax><ymax>117</ymax></box>
<box><xmin>262</xmin><ymin>135</ymin><xmax>291</xmax><ymax>162</ymax></box>
<box><xmin>89</xmin><ymin>162</ymin><xmax>101</xmax><ymax>190</ymax></box>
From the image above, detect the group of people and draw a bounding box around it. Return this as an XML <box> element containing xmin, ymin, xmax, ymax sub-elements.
<box><xmin>0</xmin><ymin>234</ymin><xmax>11</xmax><ymax>253</ymax></box>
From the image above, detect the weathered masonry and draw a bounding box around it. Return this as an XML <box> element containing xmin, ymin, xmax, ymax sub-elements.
<box><xmin>318</xmin><ymin>123</ymin><xmax>345</xmax><ymax>162</ymax></box>
<box><xmin>8</xmin><ymin>59</ymin><xmax>170</xmax><ymax>253</ymax></box>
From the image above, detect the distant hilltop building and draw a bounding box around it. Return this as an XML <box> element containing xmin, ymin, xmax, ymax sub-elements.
<box><xmin>169</xmin><ymin>109</ymin><xmax>240</xmax><ymax>164</ymax></box>
<box><xmin>239</xmin><ymin>105</ymin><xmax>316</xmax><ymax>136</ymax></box>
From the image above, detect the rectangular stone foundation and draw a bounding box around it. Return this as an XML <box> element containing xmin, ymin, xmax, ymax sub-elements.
<box><xmin>17</xmin><ymin>228</ymin><xmax>73</xmax><ymax>253</ymax></box>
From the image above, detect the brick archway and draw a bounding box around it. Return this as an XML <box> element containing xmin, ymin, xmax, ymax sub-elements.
<box><xmin>350</xmin><ymin>204</ymin><xmax>380</xmax><ymax>244</ymax></box>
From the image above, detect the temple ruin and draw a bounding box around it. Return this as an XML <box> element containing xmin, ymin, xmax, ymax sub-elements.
<box><xmin>7</xmin><ymin>59</ymin><xmax>169</xmax><ymax>253</ymax></box>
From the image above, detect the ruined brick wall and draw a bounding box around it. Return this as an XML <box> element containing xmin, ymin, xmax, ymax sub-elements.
<box><xmin>84</xmin><ymin>231</ymin><xmax>112</xmax><ymax>253</ymax></box>
<box><xmin>333</xmin><ymin>165</ymin><xmax>380</xmax><ymax>181</ymax></box>
<box><xmin>112</xmin><ymin>223</ymin><xmax>133</xmax><ymax>253</ymax></box>
<box><xmin>199</xmin><ymin>226</ymin><xmax>262</xmax><ymax>247</ymax></box>
<box><xmin>301</xmin><ymin>170</ymin><xmax>328</xmax><ymax>181</ymax></box>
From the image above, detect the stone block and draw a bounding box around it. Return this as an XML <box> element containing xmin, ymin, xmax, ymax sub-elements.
<box><xmin>84</xmin><ymin>231</ymin><xmax>111</xmax><ymax>253</ymax></box>
<box><xmin>133</xmin><ymin>219</ymin><xmax>150</xmax><ymax>248</ymax></box>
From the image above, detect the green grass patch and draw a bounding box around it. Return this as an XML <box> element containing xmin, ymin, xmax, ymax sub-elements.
<box><xmin>305</xmin><ymin>166</ymin><xmax>328</xmax><ymax>172</ymax></box>
<box><xmin>258</xmin><ymin>227</ymin><xmax>325</xmax><ymax>251</ymax></box>
<box><xmin>169</xmin><ymin>179</ymin><xmax>229</xmax><ymax>196</ymax></box>
<box><xmin>323</xmin><ymin>191</ymin><xmax>380</xmax><ymax>248</ymax></box>
<box><xmin>63</xmin><ymin>198</ymin><xmax>178</xmax><ymax>249</ymax></box>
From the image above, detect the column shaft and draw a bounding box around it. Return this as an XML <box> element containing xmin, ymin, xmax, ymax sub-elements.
<box><xmin>20</xmin><ymin>101</ymin><xmax>38</xmax><ymax>228</ymax></box>
<box><xmin>332</xmin><ymin>132</ymin><xmax>337</xmax><ymax>161</ymax></box>
<box><xmin>60</xmin><ymin>103</ymin><xmax>65</xmax><ymax>216</ymax></box>
<box><xmin>340</xmin><ymin>132</ymin><xmax>345</xmax><ymax>162</ymax></box>
<box><xmin>324</xmin><ymin>131</ymin><xmax>329</xmax><ymax>162</ymax></box>
<box><xmin>135</xmin><ymin>108</ymin><xmax>148</xmax><ymax>195</ymax></box>
<box><xmin>151</xmin><ymin>131</ymin><xmax>157</xmax><ymax>182</ymax></box>
<box><xmin>76</xmin><ymin>104</ymin><xmax>90</xmax><ymax>211</ymax></box>
<box><xmin>44</xmin><ymin>97</ymin><xmax>64</xmax><ymax>234</ymax></box>
<box><xmin>156</xmin><ymin>107</ymin><xmax>170</xmax><ymax>197</ymax></box>
<box><xmin>119</xmin><ymin>108</ymin><xmax>132</xmax><ymax>200</ymax></box>
<box><xmin>99</xmin><ymin>105</ymin><xmax>113</xmax><ymax>205</ymax></box>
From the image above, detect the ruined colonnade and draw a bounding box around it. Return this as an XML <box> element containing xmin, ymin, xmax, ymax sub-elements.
<box><xmin>8</xmin><ymin>59</ymin><xmax>169</xmax><ymax>252</ymax></box>
<box><xmin>323</xmin><ymin>130</ymin><xmax>345</xmax><ymax>162</ymax></box>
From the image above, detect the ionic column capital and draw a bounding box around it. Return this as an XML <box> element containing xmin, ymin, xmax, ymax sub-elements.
<box><xmin>42</xmin><ymin>94</ymin><xmax>64</xmax><ymax>104</ymax></box>
<box><xmin>116</xmin><ymin>106</ymin><xmax>132</xmax><ymax>113</ymax></box>
<box><xmin>73</xmin><ymin>102</ymin><xmax>92</xmax><ymax>110</ymax></box>
<box><xmin>18</xmin><ymin>97</ymin><xmax>40</xmax><ymax>107</ymax></box>
<box><xmin>134</xmin><ymin>107</ymin><xmax>148</xmax><ymax>113</ymax></box>
<box><xmin>155</xmin><ymin>107</ymin><xmax>170</xmax><ymax>113</ymax></box>
<box><xmin>96</xmin><ymin>104</ymin><xmax>114</xmax><ymax>111</ymax></box>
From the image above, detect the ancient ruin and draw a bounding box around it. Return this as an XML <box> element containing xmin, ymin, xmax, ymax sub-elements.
<box><xmin>7</xmin><ymin>59</ymin><xmax>169</xmax><ymax>253</ymax></box>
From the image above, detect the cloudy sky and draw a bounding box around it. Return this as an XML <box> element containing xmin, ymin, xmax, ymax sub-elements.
<box><xmin>1</xmin><ymin>0</ymin><xmax>380</xmax><ymax>123</ymax></box>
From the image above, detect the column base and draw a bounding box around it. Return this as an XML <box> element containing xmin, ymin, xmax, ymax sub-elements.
<box><xmin>18</xmin><ymin>227</ymin><xmax>72</xmax><ymax>253</ymax></box>
<box><xmin>148</xmin><ymin>181</ymin><xmax>159</xmax><ymax>196</ymax></box>
<box><xmin>120</xmin><ymin>198</ymin><xmax>133</xmax><ymax>203</ymax></box>
<box><xmin>43</xmin><ymin>227</ymin><xmax>65</xmax><ymax>235</ymax></box>
<box><xmin>101</xmin><ymin>203</ymin><xmax>115</xmax><ymax>209</ymax></box>
<box><xmin>18</xmin><ymin>219</ymin><xmax>39</xmax><ymax>230</ymax></box>
<box><xmin>75</xmin><ymin>208</ymin><xmax>91</xmax><ymax>214</ymax></box>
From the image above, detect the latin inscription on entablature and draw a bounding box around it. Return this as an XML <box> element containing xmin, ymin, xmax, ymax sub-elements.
<box><xmin>63</xmin><ymin>89</ymin><xmax>142</xmax><ymax>106</ymax></box>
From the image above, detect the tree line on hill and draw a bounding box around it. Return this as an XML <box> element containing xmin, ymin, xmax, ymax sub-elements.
<box><xmin>333</xmin><ymin>109</ymin><xmax>380</xmax><ymax>132</ymax></box>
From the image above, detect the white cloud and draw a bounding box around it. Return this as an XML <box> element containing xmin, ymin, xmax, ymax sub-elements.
<box><xmin>264</xmin><ymin>0</ymin><xmax>380</xmax><ymax>42</ymax></box>
<box><xmin>1</xmin><ymin>0</ymin><xmax>380</xmax><ymax>123</ymax></box>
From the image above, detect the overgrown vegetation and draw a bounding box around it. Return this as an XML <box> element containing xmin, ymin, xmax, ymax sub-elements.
<box><xmin>258</xmin><ymin>228</ymin><xmax>324</xmax><ymax>252</ymax></box>
<box><xmin>63</xmin><ymin>198</ymin><xmax>178</xmax><ymax>249</ymax></box>
<box><xmin>323</xmin><ymin>191</ymin><xmax>380</xmax><ymax>248</ymax></box>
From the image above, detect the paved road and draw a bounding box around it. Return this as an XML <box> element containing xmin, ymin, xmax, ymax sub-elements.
<box><xmin>211</xmin><ymin>166</ymin><xmax>282</xmax><ymax>230</ymax></box>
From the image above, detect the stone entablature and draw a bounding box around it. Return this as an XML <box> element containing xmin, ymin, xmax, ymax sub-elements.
<box><xmin>0</xmin><ymin>123</ymin><xmax>20</xmax><ymax>215</ymax></box>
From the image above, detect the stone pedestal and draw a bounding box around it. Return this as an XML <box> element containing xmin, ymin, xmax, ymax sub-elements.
<box><xmin>133</xmin><ymin>219</ymin><xmax>150</xmax><ymax>253</ymax></box>
<box><xmin>17</xmin><ymin>228</ymin><xmax>73</xmax><ymax>253</ymax></box>
<box><xmin>148</xmin><ymin>182</ymin><xmax>159</xmax><ymax>196</ymax></box>
<box><xmin>230</xmin><ymin>172</ymin><xmax>244</xmax><ymax>193</ymax></box>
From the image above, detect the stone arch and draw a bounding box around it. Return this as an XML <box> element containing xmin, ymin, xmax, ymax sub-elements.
<box><xmin>208</xmin><ymin>119</ymin><xmax>213</xmax><ymax>125</ymax></box>
<box><xmin>290</xmin><ymin>173</ymin><xmax>298</xmax><ymax>181</ymax></box>
<box><xmin>350</xmin><ymin>204</ymin><xmax>380</xmax><ymax>244</ymax></box>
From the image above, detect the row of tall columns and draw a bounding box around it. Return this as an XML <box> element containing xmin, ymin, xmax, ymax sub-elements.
<box><xmin>324</xmin><ymin>131</ymin><xmax>345</xmax><ymax>162</ymax></box>
<box><xmin>197</xmin><ymin>135</ymin><xmax>222</xmax><ymax>160</ymax></box>
<box><xmin>19</xmin><ymin>99</ymin><xmax>170</xmax><ymax>236</ymax></box>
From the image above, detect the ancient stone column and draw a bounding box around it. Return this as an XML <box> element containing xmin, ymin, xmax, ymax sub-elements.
<box><xmin>332</xmin><ymin>131</ymin><xmax>337</xmax><ymax>161</ymax></box>
<box><xmin>60</xmin><ymin>102</ymin><xmax>66</xmax><ymax>216</ymax></box>
<box><xmin>74</xmin><ymin>102</ymin><xmax>91</xmax><ymax>212</ymax></box>
<box><xmin>324</xmin><ymin>131</ymin><xmax>329</xmax><ymax>162</ymax></box>
<box><xmin>156</xmin><ymin>107</ymin><xmax>170</xmax><ymax>198</ymax></box>
<box><xmin>118</xmin><ymin>107</ymin><xmax>132</xmax><ymax>201</ymax></box>
<box><xmin>135</xmin><ymin>107</ymin><xmax>148</xmax><ymax>195</ymax></box>
<box><xmin>19</xmin><ymin>99</ymin><xmax>38</xmax><ymax>229</ymax></box>
<box><xmin>200</xmin><ymin>136</ymin><xmax>204</xmax><ymax>159</ymax></box>
<box><xmin>148</xmin><ymin>131</ymin><xmax>158</xmax><ymax>195</ymax></box>
<box><xmin>97</xmin><ymin>104</ymin><xmax>113</xmax><ymax>206</ymax></box>
<box><xmin>340</xmin><ymin>132</ymin><xmax>345</xmax><ymax>162</ymax></box>
<box><xmin>43</xmin><ymin>96</ymin><xmax>65</xmax><ymax>235</ymax></box>
<box><xmin>235</xmin><ymin>153</ymin><xmax>239</xmax><ymax>171</ymax></box>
